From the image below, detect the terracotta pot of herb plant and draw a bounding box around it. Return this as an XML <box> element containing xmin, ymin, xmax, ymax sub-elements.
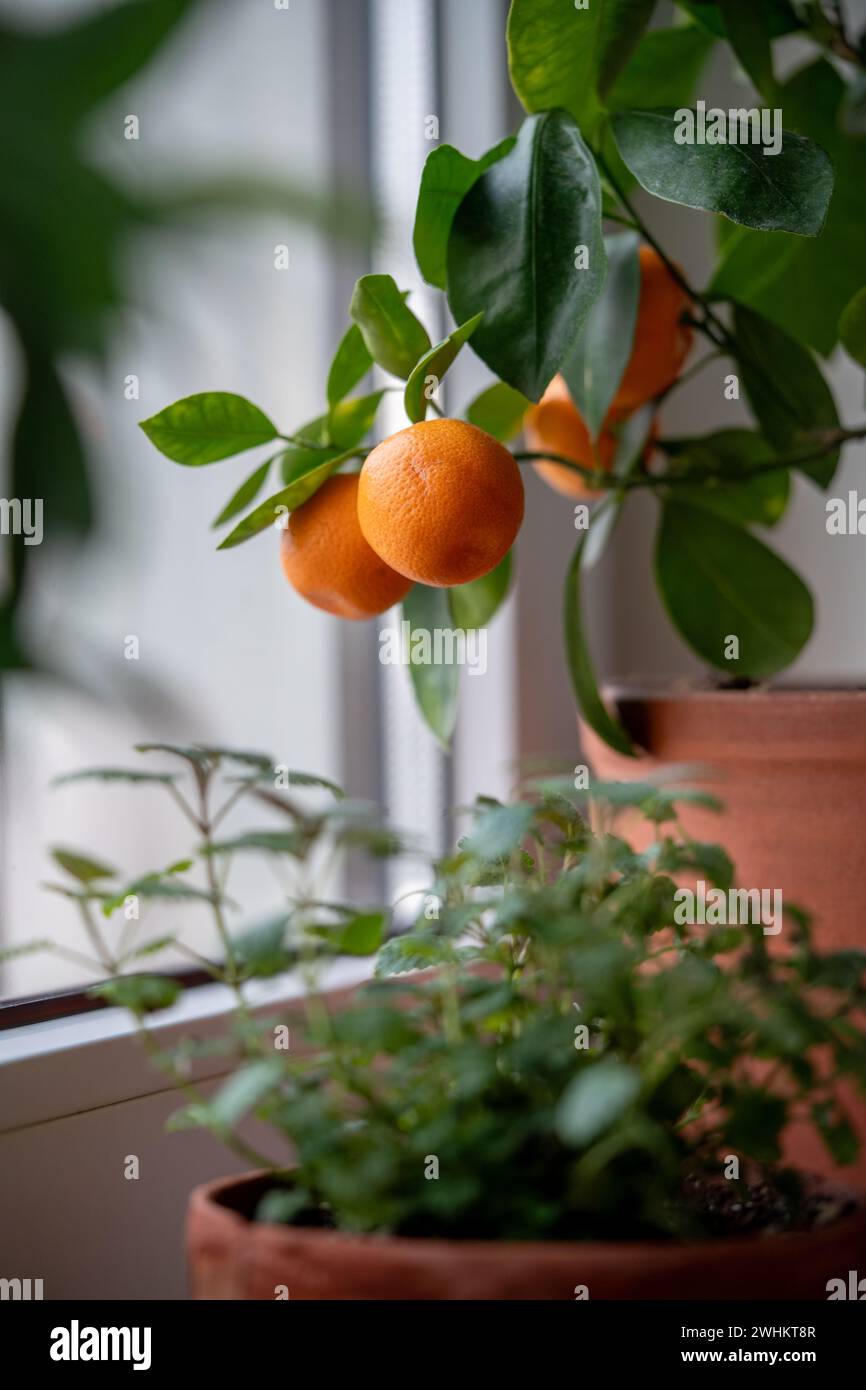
<box><xmin>36</xmin><ymin>750</ymin><xmax>866</xmax><ymax>1300</ymax></box>
<box><xmin>187</xmin><ymin>1168</ymin><xmax>866</xmax><ymax>1301</ymax></box>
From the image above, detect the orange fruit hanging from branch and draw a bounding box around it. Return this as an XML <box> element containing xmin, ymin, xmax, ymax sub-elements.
<box><xmin>524</xmin><ymin>375</ymin><xmax>618</xmax><ymax>498</ymax></box>
<box><xmin>280</xmin><ymin>473</ymin><xmax>412</xmax><ymax>620</ymax></box>
<box><xmin>357</xmin><ymin>418</ymin><xmax>524</xmax><ymax>587</ymax></box>
<box><xmin>612</xmin><ymin>245</ymin><xmax>693</xmax><ymax>412</ymax></box>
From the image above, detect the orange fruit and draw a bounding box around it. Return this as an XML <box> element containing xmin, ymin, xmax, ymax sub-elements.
<box><xmin>523</xmin><ymin>375</ymin><xmax>617</xmax><ymax>499</ymax></box>
<box><xmin>357</xmin><ymin>418</ymin><xmax>524</xmax><ymax>587</ymax></box>
<box><xmin>612</xmin><ymin>245</ymin><xmax>693</xmax><ymax>412</ymax></box>
<box><xmin>280</xmin><ymin>473</ymin><xmax>412</xmax><ymax>620</ymax></box>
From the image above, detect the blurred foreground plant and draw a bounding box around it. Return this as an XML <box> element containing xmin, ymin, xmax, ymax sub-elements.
<box><xmin>24</xmin><ymin>750</ymin><xmax>866</xmax><ymax>1240</ymax></box>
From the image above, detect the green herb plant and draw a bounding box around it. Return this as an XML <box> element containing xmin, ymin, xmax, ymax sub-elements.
<box><xmin>139</xmin><ymin>2</ymin><xmax>866</xmax><ymax>752</ymax></box>
<box><xmin>24</xmin><ymin>746</ymin><xmax>866</xmax><ymax>1240</ymax></box>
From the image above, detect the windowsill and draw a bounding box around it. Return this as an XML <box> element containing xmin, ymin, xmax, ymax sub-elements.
<box><xmin>0</xmin><ymin>958</ymin><xmax>372</xmax><ymax>1134</ymax></box>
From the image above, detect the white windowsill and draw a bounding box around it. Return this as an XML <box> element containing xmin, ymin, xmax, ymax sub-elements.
<box><xmin>0</xmin><ymin>958</ymin><xmax>372</xmax><ymax>1134</ymax></box>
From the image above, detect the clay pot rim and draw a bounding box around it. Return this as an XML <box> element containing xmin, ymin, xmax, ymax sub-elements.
<box><xmin>601</xmin><ymin>683</ymin><xmax>866</xmax><ymax>704</ymax></box>
<box><xmin>191</xmin><ymin>1168</ymin><xmax>866</xmax><ymax>1262</ymax></box>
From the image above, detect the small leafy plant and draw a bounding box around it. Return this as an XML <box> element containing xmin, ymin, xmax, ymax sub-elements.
<box><xmin>31</xmin><ymin>747</ymin><xmax>866</xmax><ymax>1241</ymax></box>
<box><xmin>139</xmin><ymin>3</ymin><xmax>866</xmax><ymax>753</ymax></box>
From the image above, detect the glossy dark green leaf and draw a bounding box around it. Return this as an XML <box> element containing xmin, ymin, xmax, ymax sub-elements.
<box><xmin>611</xmin><ymin>109</ymin><xmax>833</xmax><ymax>236</ymax></box>
<box><xmin>349</xmin><ymin>274</ymin><xmax>431</xmax><ymax>380</ymax></box>
<box><xmin>718</xmin><ymin>0</ymin><xmax>775</xmax><ymax>95</ymax></box>
<box><xmin>606</xmin><ymin>24</ymin><xmax>713</xmax><ymax>110</ymax></box>
<box><xmin>448</xmin><ymin>110</ymin><xmax>606</xmax><ymax>402</ymax></box>
<box><xmin>447</xmin><ymin>552</ymin><xmax>512</xmax><ymax>630</ymax></box>
<box><xmin>665</xmin><ymin>431</ymin><xmax>790</xmax><ymax>526</ymax></box>
<box><xmin>655</xmin><ymin>499</ymin><xmax>814</xmax><ymax>677</ymax></box>
<box><xmin>327</xmin><ymin>323</ymin><xmax>372</xmax><ymax>408</ymax></box>
<box><xmin>404</xmin><ymin>313</ymin><xmax>483</xmax><ymax>424</ymax></box>
<box><xmin>139</xmin><ymin>392</ymin><xmax>277</xmax><ymax>466</ymax></box>
<box><xmin>839</xmin><ymin>286</ymin><xmax>866</xmax><ymax>369</ymax></box>
<box><xmin>732</xmin><ymin>304</ymin><xmax>840</xmax><ymax>487</ymax></box>
<box><xmin>212</xmin><ymin>458</ymin><xmax>273</xmax><ymax>528</ymax></box>
<box><xmin>413</xmin><ymin>139</ymin><xmax>515</xmax><ymax>290</ymax></box>
<box><xmin>564</xmin><ymin>526</ymin><xmax>634</xmax><ymax>757</ymax></box>
<box><xmin>402</xmin><ymin>585</ymin><xmax>459</xmax><ymax>748</ymax></box>
<box><xmin>562</xmin><ymin>231</ymin><xmax>640</xmax><ymax>436</ymax></box>
<box><xmin>507</xmin><ymin>0</ymin><xmax>655</xmax><ymax>133</ymax></box>
<box><xmin>707</xmin><ymin>62</ymin><xmax>863</xmax><ymax>356</ymax></box>
<box><xmin>465</xmin><ymin>383</ymin><xmax>530</xmax><ymax>442</ymax></box>
<box><xmin>51</xmin><ymin>849</ymin><xmax>116</xmax><ymax>884</ymax></box>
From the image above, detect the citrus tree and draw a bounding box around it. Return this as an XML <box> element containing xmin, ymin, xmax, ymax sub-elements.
<box><xmin>141</xmin><ymin>1</ymin><xmax>866</xmax><ymax>752</ymax></box>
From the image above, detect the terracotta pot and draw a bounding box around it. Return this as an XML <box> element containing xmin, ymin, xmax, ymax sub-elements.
<box><xmin>579</xmin><ymin>685</ymin><xmax>866</xmax><ymax>1184</ymax></box>
<box><xmin>187</xmin><ymin>1171</ymin><xmax>866</xmax><ymax>1300</ymax></box>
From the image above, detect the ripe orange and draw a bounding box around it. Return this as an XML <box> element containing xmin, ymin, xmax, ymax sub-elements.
<box><xmin>280</xmin><ymin>473</ymin><xmax>412</xmax><ymax>620</ymax></box>
<box><xmin>523</xmin><ymin>375</ymin><xmax>617</xmax><ymax>499</ymax></box>
<box><xmin>612</xmin><ymin>245</ymin><xmax>693</xmax><ymax>412</ymax></box>
<box><xmin>357</xmin><ymin>418</ymin><xmax>524</xmax><ymax>587</ymax></box>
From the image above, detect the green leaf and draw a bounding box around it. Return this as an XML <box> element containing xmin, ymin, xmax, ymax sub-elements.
<box><xmin>655</xmin><ymin>499</ymin><xmax>814</xmax><ymax>677</ymax></box>
<box><xmin>212</xmin><ymin>458</ymin><xmax>273</xmax><ymax>528</ymax></box>
<box><xmin>812</xmin><ymin>1102</ymin><xmax>859</xmax><ymax>1166</ymax></box>
<box><xmin>349</xmin><ymin>274</ymin><xmax>431</xmax><ymax>379</ymax></box>
<box><xmin>139</xmin><ymin>392</ymin><xmax>277</xmax><ymax>466</ymax></box>
<box><xmin>562</xmin><ymin>231</ymin><xmax>640</xmax><ymax>437</ymax></box>
<box><xmin>727</xmin><ymin>1091</ymin><xmax>787</xmax><ymax>1163</ymax></box>
<box><xmin>234</xmin><ymin>914</ymin><xmax>291</xmax><ymax>977</ymax></box>
<box><xmin>402</xmin><ymin>585</ymin><xmax>459</xmax><ymax>748</ymax></box>
<box><xmin>89</xmin><ymin>974</ymin><xmax>182</xmax><ymax>1015</ymax></box>
<box><xmin>413</xmin><ymin>139</ymin><xmax>515</xmax><ymax>290</ymax></box>
<box><xmin>256</xmin><ymin>1186</ymin><xmax>313</xmax><ymax>1225</ymax></box>
<box><xmin>507</xmin><ymin>0</ymin><xmax>655</xmax><ymax>135</ymax></box>
<box><xmin>0</xmin><ymin>939</ymin><xmax>53</xmax><ymax>964</ymax></box>
<box><xmin>718</xmin><ymin>0</ymin><xmax>775</xmax><ymax>95</ymax></box>
<box><xmin>666</xmin><ymin>431</ymin><xmax>790</xmax><ymax>526</ymax></box>
<box><xmin>51</xmin><ymin>848</ymin><xmax>116</xmax><ymax>883</ymax></box>
<box><xmin>611</xmin><ymin>109</ymin><xmax>833</xmax><ymax>237</ymax></box>
<box><xmin>447</xmin><ymin>552</ymin><xmax>512</xmax><ymax>630</ymax></box>
<box><xmin>447</xmin><ymin>110</ymin><xmax>606</xmax><ymax>402</ymax></box>
<box><xmin>707</xmin><ymin>62</ymin><xmax>865</xmax><ymax>357</ymax></box>
<box><xmin>327</xmin><ymin>323</ymin><xmax>373</xmax><ymax>408</ymax></box>
<box><xmin>203</xmin><ymin>830</ymin><xmax>305</xmax><ymax>856</ymax></box>
<box><xmin>374</xmin><ymin>934</ymin><xmax>444</xmax><ymax>978</ymax></box>
<box><xmin>403</xmin><ymin>313</ymin><xmax>483</xmax><ymax>424</ymax></box>
<box><xmin>839</xmin><ymin>287</ymin><xmax>866</xmax><ymax>370</ymax></box>
<box><xmin>465</xmin><ymin>383</ymin><xmax>530</xmax><ymax>442</ymax></box>
<box><xmin>101</xmin><ymin>872</ymin><xmax>215</xmax><ymax>916</ymax></box>
<box><xmin>464</xmin><ymin>804</ymin><xmax>533</xmax><ymax>861</ymax></box>
<box><xmin>281</xmin><ymin>770</ymin><xmax>345</xmax><ymax>799</ymax></box>
<box><xmin>336</xmin><ymin>912</ymin><xmax>385</xmax><ymax>957</ymax></box>
<box><xmin>556</xmin><ymin>1059</ymin><xmax>641</xmax><ymax>1146</ymax></box>
<box><xmin>328</xmin><ymin>390</ymin><xmax>386</xmax><ymax>450</ymax></box>
<box><xmin>564</xmin><ymin>526</ymin><xmax>634</xmax><ymax>757</ymax></box>
<box><xmin>207</xmin><ymin>1058</ymin><xmax>285</xmax><ymax>1130</ymax></box>
<box><xmin>732</xmin><ymin>304</ymin><xmax>840</xmax><ymax>487</ymax></box>
<box><xmin>217</xmin><ymin>455</ymin><xmax>345</xmax><ymax>550</ymax></box>
<box><xmin>53</xmin><ymin>767</ymin><xmax>178</xmax><ymax>787</ymax></box>
<box><xmin>606</xmin><ymin>25</ymin><xmax>713</xmax><ymax>110</ymax></box>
